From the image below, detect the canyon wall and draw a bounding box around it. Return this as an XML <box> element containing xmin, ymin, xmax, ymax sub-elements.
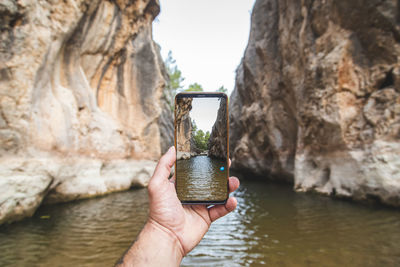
<box><xmin>208</xmin><ymin>96</ymin><xmax>228</xmax><ymax>159</ymax></box>
<box><xmin>230</xmin><ymin>0</ymin><xmax>400</xmax><ymax>206</ymax></box>
<box><xmin>0</xmin><ymin>0</ymin><xmax>173</xmax><ymax>224</ymax></box>
<box><xmin>175</xmin><ymin>97</ymin><xmax>192</xmax><ymax>159</ymax></box>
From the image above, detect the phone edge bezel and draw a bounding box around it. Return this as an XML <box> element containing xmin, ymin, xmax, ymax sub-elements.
<box><xmin>174</xmin><ymin>91</ymin><xmax>229</xmax><ymax>205</ymax></box>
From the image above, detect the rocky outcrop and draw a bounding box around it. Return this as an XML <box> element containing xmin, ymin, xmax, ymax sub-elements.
<box><xmin>0</xmin><ymin>0</ymin><xmax>172</xmax><ymax>224</ymax></box>
<box><xmin>230</xmin><ymin>0</ymin><xmax>400</xmax><ymax>206</ymax></box>
<box><xmin>0</xmin><ymin>157</ymin><xmax>156</xmax><ymax>224</ymax></box>
<box><xmin>175</xmin><ymin>97</ymin><xmax>193</xmax><ymax>159</ymax></box>
<box><xmin>208</xmin><ymin>96</ymin><xmax>228</xmax><ymax>159</ymax></box>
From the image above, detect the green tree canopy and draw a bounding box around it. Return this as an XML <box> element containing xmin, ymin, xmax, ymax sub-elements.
<box><xmin>185</xmin><ymin>83</ymin><xmax>204</xmax><ymax>92</ymax></box>
<box><xmin>216</xmin><ymin>86</ymin><xmax>228</xmax><ymax>94</ymax></box>
<box><xmin>164</xmin><ymin>51</ymin><xmax>184</xmax><ymax>110</ymax></box>
<box><xmin>191</xmin><ymin>119</ymin><xmax>209</xmax><ymax>151</ymax></box>
<box><xmin>205</xmin><ymin>131</ymin><xmax>210</xmax><ymax>141</ymax></box>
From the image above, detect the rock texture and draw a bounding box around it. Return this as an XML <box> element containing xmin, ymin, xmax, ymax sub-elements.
<box><xmin>0</xmin><ymin>156</ymin><xmax>156</xmax><ymax>224</ymax></box>
<box><xmin>175</xmin><ymin>97</ymin><xmax>193</xmax><ymax>159</ymax></box>
<box><xmin>230</xmin><ymin>0</ymin><xmax>400</xmax><ymax>206</ymax></box>
<box><xmin>208</xmin><ymin>96</ymin><xmax>228</xmax><ymax>159</ymax></box>
<box><xmin>0</xmin><ymin>0</ymin><xmax>172</xmax><ymax>224</ymax></box>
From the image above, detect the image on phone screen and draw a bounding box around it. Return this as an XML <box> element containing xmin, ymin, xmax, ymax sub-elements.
<box><xmin>175</xmin><ymin>93</ymin><xmax>228</xmax><ymax>204</ymax></box>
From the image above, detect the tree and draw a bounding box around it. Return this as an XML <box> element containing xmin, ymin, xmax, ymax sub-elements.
<box><xmin>185</xmin><ymin>83</ymin><xmax>204</xmax><ymax>92</ymax></box>
<box><xmin>191</xmin><ymin>119</ymin><xmax>198</xmax><ymax>133</ymax></box>
<box><xmin>193</xmin><ymin>129</ymin><xmax>207</xmax><ymax>150</ymax></box>
<box><xmin>205</xmin><ymin>131</ymin><xmax>210</xmax><ymax>140</ymax></box>
<box><xmin>205</xmin><ymin>131</ymin><xmax>210</xmax><ymax>146</ymax></box>
<box><xmin>164</xmin><ymin>51</ymin><xmax>184</xmax><ymax>110</ymax></box>
<box><xmin>191</xmin><ymin>119</ymin><xmax>209</xmax><ymax>151</ymax></box>
<box><xmin>216</xmin><ymin>86</ymin><xmax>227</xmax><ymax>94</ymax></box>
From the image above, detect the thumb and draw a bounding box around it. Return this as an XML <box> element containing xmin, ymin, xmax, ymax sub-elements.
<box><xmin>150</xmin><ymin>146</ymin><xmax>176</xmax><ymax>185</ymax></box>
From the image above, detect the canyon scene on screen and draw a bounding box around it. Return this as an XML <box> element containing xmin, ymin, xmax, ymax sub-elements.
<box><xmin>1</xmin><ymin>0</ymin><xmax>400</xmax><ymax>225</ymax></box>
<box><xmin>175</xmin><ymin>96</ymin><xmax>228</xmax><ymax>201</ymax></box>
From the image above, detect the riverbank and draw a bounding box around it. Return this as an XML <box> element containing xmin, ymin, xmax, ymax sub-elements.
<box><xmin>0</xmin><ymin>155</ymin><xmax>156</xmax><ymax>225</ymax></box>
<box><xmin>177</xmin><ymin>150</ymin><xmax>208</xmax><ymax>160</ymax></box>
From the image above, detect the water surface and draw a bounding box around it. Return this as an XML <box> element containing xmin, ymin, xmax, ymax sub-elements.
<box><xmin>176</xmin><ymin>155</ymin><xmax>228</xmax><ymax>201</ymax></box>
<box><xmin>1</xmin><ymin>178</ymin><xmax>400</xmax><ymax>266</ymax></box>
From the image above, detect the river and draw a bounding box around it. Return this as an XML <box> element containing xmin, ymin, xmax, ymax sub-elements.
<box><xmin>1</xmin><ymin>176</ymin><xmax>400</xmax><ymax>266</ymax></box>
<box><xmin>176</xmin><ymin>155</ymin><xmax>228</xmax><ymax>201</ymax></box>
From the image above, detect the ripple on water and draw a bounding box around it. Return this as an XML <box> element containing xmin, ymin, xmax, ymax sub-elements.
<box><xmin>1</xmin><ymin>180</ymin><xmax>400</xmax><ymax>266</ymax></box>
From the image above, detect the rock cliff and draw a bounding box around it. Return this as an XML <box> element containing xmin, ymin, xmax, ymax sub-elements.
<box><xmin>208</xmin><ymin>96</ymin><xmax>228</xmax><ymax>159</ymax></box>
<box><xmin>175</xmin><ymin>97</ymin><xmax>193</xmax><ymax>159</ymax></box>
<box><xmin>230</xmin><ymin>0</ymin><xmax>400</xmax><ymax>206</ymax></box>
<box><xmin>0</xmin><ymin>0</ymin><xmax>173</xmax><ymax>224</ymax></box>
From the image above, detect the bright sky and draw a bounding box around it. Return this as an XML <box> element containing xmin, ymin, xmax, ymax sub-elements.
<box><xmin>152</xmin><ymin>0</ymin><xmax>256</xmax><ymax>96</ymax></box>
<box><xmin>190</xmin><ymin>97</ymin><xmax>220</xmax><ymax>133</ymax></box>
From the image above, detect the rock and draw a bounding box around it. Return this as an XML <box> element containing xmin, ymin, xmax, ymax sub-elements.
<box><xmin>0</xmin><ymin>155</ymin><xmax>156</xmax><ymax>224</ymax></box>
<box><xmin>177</xmin><ymin>151</ymin><xmax>191</xmax><ymax>160</ymax></box>
<box><xmin>0</xmin><ymin>158</ymin><xmax>53</xmax><ymax>225</ymax></box>
<box><xmin>159</xmin><ymin>96</ymin><xmax>175</xmax><ymax>154</ymax></box>
<box><xmin>175</xmin><ymin>97</ymin><xmax>193</xmax><ymax>155</ymax></box>
<box><xmin>208</xmin><ymin>96</ymin><xmax>228</xmax><ymax>159</ymax></box>
<box><xmin>43</xmin><ymin>157</ymin><xmax>157</xmax><ymax>204</ymax></box>
<box><xmin>1</xmin><ymin>0</ymin><xmax>169</xmax><ymax>160</ymax></box>
<box><xmin>0</xmin><ymin>0</ymin><xmax>172</xmax><ymax>224</ymax></box>
<box><xmin>230</xmin><ymin>0</ymin><xmax>400</xmax><ymax>206</ymax></box>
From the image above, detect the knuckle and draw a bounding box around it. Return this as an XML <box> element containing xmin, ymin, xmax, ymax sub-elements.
<box><xmin>148</xmin><ymin>180</ymin><xmax>158</xmax><ymax>194</ymax></box>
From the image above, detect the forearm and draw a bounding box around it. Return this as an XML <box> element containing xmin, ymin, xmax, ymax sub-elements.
<box><xmin>116</xmin><ymin>220</ymin><xmax>184</xmax><ymax>266</ymax></box>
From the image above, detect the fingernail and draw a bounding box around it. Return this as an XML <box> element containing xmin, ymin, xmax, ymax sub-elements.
<box><xmin>168</xmin><ymin>146</ymin><xmax>174</xmax><ymax>153</ymax></box>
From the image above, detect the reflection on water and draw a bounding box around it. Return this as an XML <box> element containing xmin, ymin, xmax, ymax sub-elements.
<box><xmin>183</xmin><ymin>179</ymin><xmax>400</xmax><ymax>266</ymax></box>
<box><xmin>1</xmin><ymin>177</ymin><xmax>400</xmax><ymax>266</ymax></box>
<box><xmin>0</xmin><ymin>189</ymin><xmax>149</xmax><ymax>267</ymax></box>
<box><xmin>176</xmin><ymin>155</ymin><xmax>228</xmax><ymax>201</ymax></box>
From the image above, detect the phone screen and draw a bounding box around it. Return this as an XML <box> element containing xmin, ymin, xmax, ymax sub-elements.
<box><xmin>175</xmin><ymin>93</ymin><xmax>229</xmax><ymax>204</ymax></box>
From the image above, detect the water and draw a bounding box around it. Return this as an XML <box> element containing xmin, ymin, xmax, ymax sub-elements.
<box><xmin>176</xmin><ymin>155</ymin><xmax>228</xmax><ymax>202</ymax></box>
<box><xmin>1</xmin><ymin>178</ymin><xmax>400</xmax><ymax>266</ymax></box>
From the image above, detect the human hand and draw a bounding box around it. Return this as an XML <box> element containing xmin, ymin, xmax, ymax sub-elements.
<box><xmin>147</xmin><ymin>146</ymin><xmax>240</xmax><ymax>257</ymax></box>
<box><xmin>116</xmin><ymin>146</ymin><xmax>239</xmax><ymax>266</ymax></box>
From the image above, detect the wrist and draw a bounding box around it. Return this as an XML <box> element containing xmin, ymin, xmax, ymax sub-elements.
<box><xmin>119</xmin><ymin>219</ymin><xmax>184</xmax><ymax>266</ymax></box>
<box><xmin>146</xmin><ymin>218</ymin><xmax>185</xmax><ymax>259</ymax></box>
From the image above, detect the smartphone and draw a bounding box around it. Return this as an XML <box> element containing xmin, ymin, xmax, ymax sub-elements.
<box><xmin>174</xmin><ymin>92</ymin><xmax>229</xmax><ymax>204</ymax></box>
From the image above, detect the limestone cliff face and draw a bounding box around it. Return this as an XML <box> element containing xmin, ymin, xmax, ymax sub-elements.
<box><xmin>208</xmin><ymin>97</ymin><xmax>228</xmax><ymax>160</ymax></box>
<box><xmin>0</xmin><ymin>0</ymin><xmax>173</xmax><ymax>224</ymax></box>
<box><xmin>175</xmin><ymin>97</ymin><xmax>192</xmax><ymax>159</ymax></box>
<box><xmin>230</xmin><ymin>0</ymin><xmax>400</xmax><ymax>206</ymax></box>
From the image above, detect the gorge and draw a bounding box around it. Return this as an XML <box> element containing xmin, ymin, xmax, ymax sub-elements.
<box><xmin>1</xmin><ymin>0</ymin><xmax>400</xmax><ymax>226</ymax></box>
<box><xmin>1</xmin><ymin>0</ymin><xmax>400</xmax><ymax>265</ymax></box>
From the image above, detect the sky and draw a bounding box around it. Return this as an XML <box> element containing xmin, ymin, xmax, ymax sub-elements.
<box><xmin>152</xmin><ymin>0</ymin><xmax>256</xmax><ymax>96</ymax></box>
<box><xmin>190</xmin><ymin>97</ymin><xmax>221</xmax><ymax>133</ymax></box>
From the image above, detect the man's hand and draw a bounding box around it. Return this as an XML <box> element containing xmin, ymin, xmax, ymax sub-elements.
<box><xmin>116</xmin><ymin>146</ymin><xmax>239</xmax><ymax>266</ymax></box>
<box><xmin>148</xmin><ymin>146</ymin><xmax>239</xmax><ymax>255</ymax></box>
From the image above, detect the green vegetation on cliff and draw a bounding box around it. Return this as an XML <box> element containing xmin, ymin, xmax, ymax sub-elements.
<box><xmin>191</xmin><ymin>119</ymin><xmax>210</xmax><ymax>151</ymax></box>
<box><xmin>164</xmin><ymin>51</ymin><xmax>184</xmax><ymax>111</ymax></box>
